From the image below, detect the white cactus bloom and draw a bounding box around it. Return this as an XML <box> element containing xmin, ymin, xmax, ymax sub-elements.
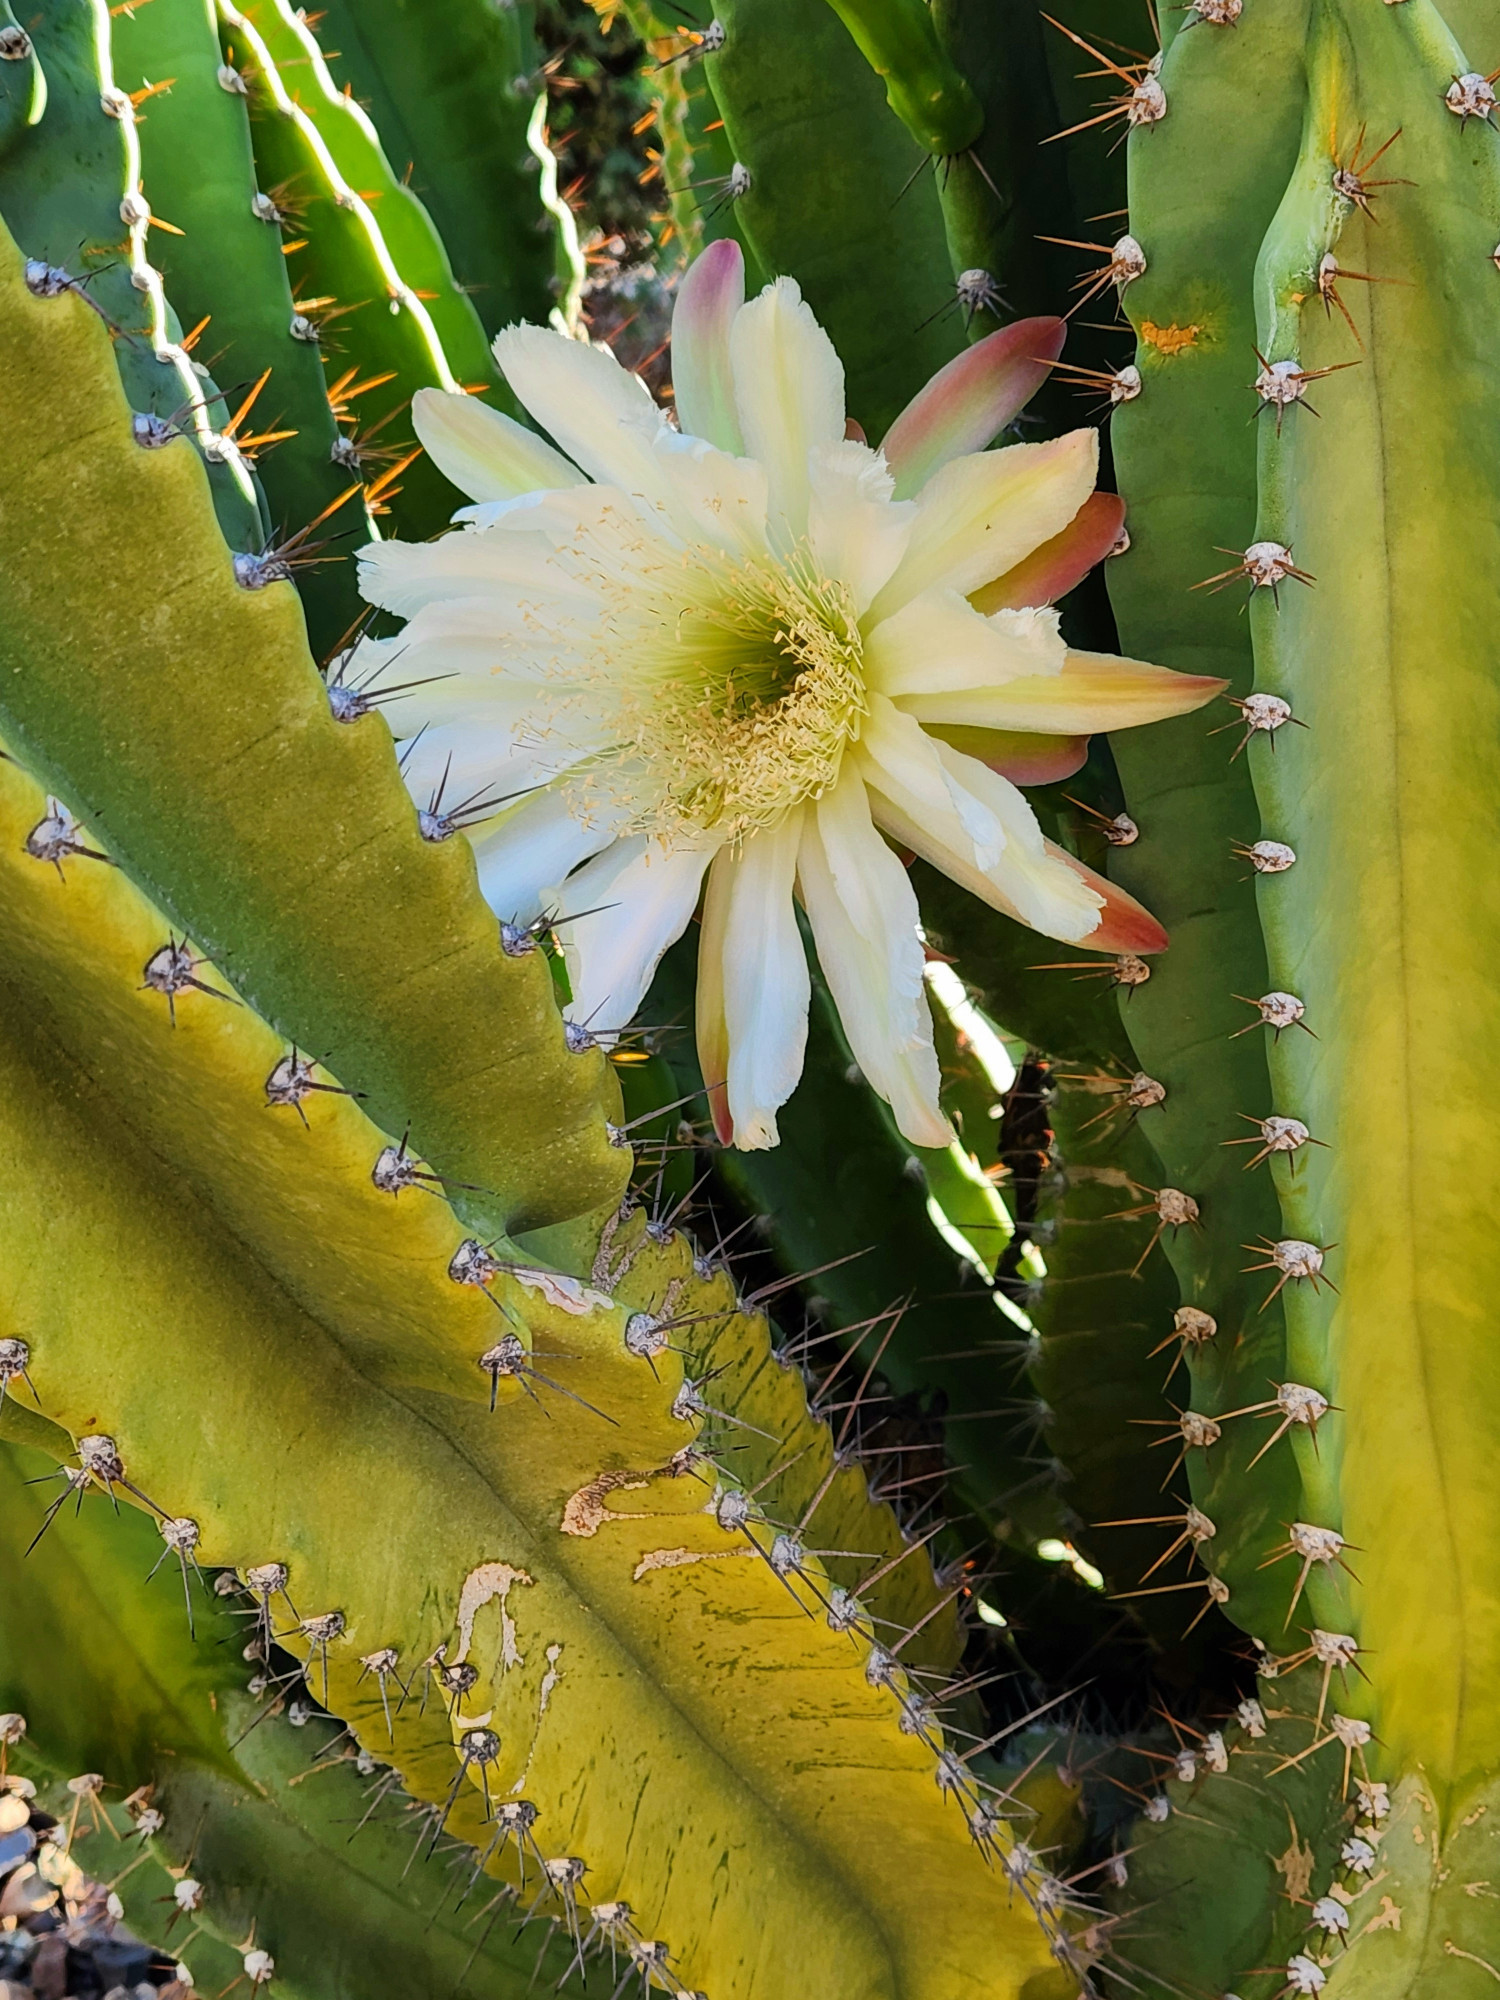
<box><xmin>355</xmin><ymin>242</ymin><xmax>1219</xmax><ymax>1147</ymax></box>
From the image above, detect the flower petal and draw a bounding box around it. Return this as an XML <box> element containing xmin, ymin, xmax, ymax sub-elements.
<box><xmin>729</xmin><ymin>276</ymin><xmax>845</xmax><ymax>548</ymax></box>
<box><xmin>860</xmin><ymin>695</ymin><xmax>1008</xmax><ymax>870</ymax></box>
<box><xmin>898</xmin><ymin>650</ymin><xmax>1228</xmax><ymax>734</ymax></box>
<box><xmin>923</xmin><ymin>725</ymin><xmax>1090</xmax><ymax>785</ymax></box>
<box><xmin>706</xmin><ymin>812</ymin><xmax>811</xmax><ymax>1150</ymax></box>
<box><xmin>971</xmin><ymin>491</ymin><xmax>1125</xmax><ymax>614</ymax></box>
<box><xmin>696</xmin><ymin>856</ymin><xmax>733</xmax><ymax>1148</ymax></box>
<box><xmin>671</xmin><ymin>238</ymin><xmax>746</xmax><ymax>454</ymax></box>
<box><xmin>470</xmin><ymin>786</ymin><xmax>627</xmax><ymax>927</ymax></box>
<box><xmin>1043</xmin><ymin>845</ymin><xmax>1169</xmax><ymax>954</ymax></box>
<box><xmin>864</xmin><ymin>591</ymin><xmax>1065</xmax><ymax>698</ymax></box>
<box><xmin>356</xmin><ymin>525</ymin><xmax>597</xmax><ymax>622</ymax></box>
<box><xmin>553</xmin><ymin>836</ymin><xmax>716</xmax><ymax>1037</ymax></box>
<box><xmin>412</xmin><ymin>387</ymin><xmax>583</xmax><ymax>505</ymax></box>
<box><xmin>492</xmin><ymin>323</ymin><xmax>669</xmax><ymax>495</ymax></box>
<box><xmin>796</xmin><ymin>774</ymin><xmax>949</xmax><ymax>1149</ymax></box>
<box><xmin>806</xmin><ymin>439</ymin><xmax>914</xmax><ymax>616</ymax></box>
<box><xmin>864</xmin><ymin>737</ymin><xmax>1106</xmax><ymax>942</ymax></box>
<box><xmin>880</xmin><ymin>317</ymin><xmax>1067</xmax><ymax>501</ymax></box>
<box><xmin>867</xmin><ymin>429</ymin><xmax>1098</xmax><ymax>623</ymax></box>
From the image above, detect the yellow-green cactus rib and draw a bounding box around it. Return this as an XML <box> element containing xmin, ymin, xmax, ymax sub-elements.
<box><xmin>0</xmin><ymin>0</ymin><xmax>265</xmax><ymax>551</ymax></box>
<box><xmin>818</xmin><ymin>0</ymin><xmax>982</xmax><ymax>156</ymax></box>
<box><xmin>0</xmin><ymin>747</ymin><xmax>1058</xmax><ymax>1996</ymax></box>
<box><xmin>0</xmin><ymin>228</ymin><xmax>621</xmax><ymax>1242</ymax></box>
<box><xmin>303</xmin><ymin>0</ymin><xmax>558</xmax><ymax>341</ymax></box>
<box><xmin>707</xmin><ymin>0</ymin><xmax>966</xmax><ymax>440</ymax></box>
<box><xmin>0</xmin><ymin>1442</ymin><xmax>595</xmax><ymax>1998</ymax></box>
<box><xmin>108</xmin><ymin>0</ymin><xmax>364</xmax><ymax>657</ymax></box>
<box><xmin>1249</xmin><ymin>0</ymin><xmax>1500</xmax><ymax>1808</ymax></box>
<box><xmin>1105</xmin><ymin>0</ymin><xmax>1313</xmax><ymax>1639</ymax></box>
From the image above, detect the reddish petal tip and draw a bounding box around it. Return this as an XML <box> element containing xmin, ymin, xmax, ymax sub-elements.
<box><xmin>1046</xmin><ymin>841</ymin><xmax>1170</xmax><ymax>954</ymax></box>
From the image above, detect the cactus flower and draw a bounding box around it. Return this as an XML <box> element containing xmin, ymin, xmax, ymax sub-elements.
<box><xmin>354</xmin><ymin>241</ymin><xmax>1221</xmax><ymax>1149</ymax></box>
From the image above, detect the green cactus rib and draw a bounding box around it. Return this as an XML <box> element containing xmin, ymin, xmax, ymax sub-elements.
<box><xmin>1104</xmin><ymin>0</ymin><xmax>1314</xmax><ymax>1640</ymax></box>
<box><xmin>0</xmin><ymin>1441</ymin><xmax>595</xmax><ymax>1998</ymax></box>
<box><xmin>1028</xmin><ymin>1072</ymin><xmax>1223</xmax><ymax>1668</ymax></box>
<box><xmin>0</xmin><ymin>229</ymin><xmax>624</xmax><ymax>1242</ymax></box>
<box><xmin>1247</xmin><ymin>0</ymin><xmax>1500</xmax><ymax>1804</ymax></box>
<box><xmin>1103</xmin><ymin>1663</ymin><xmax>1360</xmax><ymax>1996</ymax></box>
<box><xmin>0</xmin><ymin>0</ymin><xmax>265</xmax><ymax>551</ymax></box>
<box><xmin>304</xmin><ymin>0</ymin><xmax>558</xmax><ymax>342</ymax></box>
<box><xmin>818</xmin><ymin>0</ymin><xmax>982</xmax><ymax>156</ymax></box>
<box><xmin>108</xmin><ymin>0</ymin><xmax>364</xmax><ymax>657</ymax></box>
<box><xmin>646</xmin><ymin>930</ymin><xmax>1078</xmax><ymax>1557</ymax></box>
<box><xmin>706</xmin><ymin>0</ymin><xmax>966</xmax><ymax>442</ymax></box>
<box><xmin>0</xmin><ymin>4</ymin><xmax>45</xmax><ymax>159</ymax></box>
<box><xmin>619</xmin><ymin>0</ymin><xmax>762</xmax><ymax>281</ymax></box>
<box><xmin>214</xmin><ymin>0</ymin><xmax>517</xmax><ymax>547</ymax></box>
<box><xmin>0</xmin><ymin>769</ymin><xmax>1063</xmax><ymax>1999</ymax></box>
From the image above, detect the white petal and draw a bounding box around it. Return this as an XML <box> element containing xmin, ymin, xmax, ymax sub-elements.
<box><xmin>859</xmin><ymin>696</ymin><xmax>1007</xmax><ymax>870</ymax></box>
<box><xmin>671</xmin><ymin>239</ymin><xmax>747</xmax><ymax>454</ymax></box>
<box><xmin>806</xmin><ymin>439</ymin><xmax>914</xmax><ymax>616</ymax></box>
<box><xmin>730</xmin><ymin>277</ymin><xmax>845</xmax><ymax>550</ymax></box>
<box><xmin>715</xmin><ymin>813</ymin><xmax>811</xmax><ymax>1149</ymax></box>
<box><xmin>412</xmin><ymin>388</ymin><xmax>583</xmax><ymax>504</ymax></box>
<box><xmin>356</xmin><ymin>527</ymin><xmax>598</xmax><ymax>622</ymax></box>
<box><xmin>648</xmin><ymin>430</ymin><xmax>771</xmax><ymax>560</ymax></box>
<box><xmin>554</xmin><ymin>836</ymin><xmax>716</xmax><ymax>1037</ymax></box>
<box><xmin>865</xmin><ymin>740</ymin><xmax>1104</xmax><ymax>941</ymax></box>
<box><xmin>470</xmin><ymin>786</ymin><xmax>627</xmax><ymax>927</ymax></box>
<box><xmin>796</xmin><ymin>775</ymin><xmax>948</xmax><ymax>1149</ymax></box>
<box><xmin>492</xmin><ymin>324</ymin><xmax>668</xmax><ymax>496</ymax></box>
<box><xmin>864</xmin><ymin>593</ymin><xmax>1065</xmax><ymax>699</ymax></box>
<box><xmin>867</xmin><ymin>430</ymin><xmax>1098</xmax><ymax>623</ymax></box>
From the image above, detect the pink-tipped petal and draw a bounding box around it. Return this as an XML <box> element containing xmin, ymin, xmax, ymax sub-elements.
<box><xmin>971</xmin><ymin>492</ymin><xmax>1126</xmax><ymax>613</ymax></box>
<box><xmin>1047</xmin><ymin>843</ymin><xmax>1169</xmax><ymax>954</ymax></box>
<box><xmin>881</xmin><ymin>317</ymin><xmax>1067</xmax><ymax>501</ymax></box>
<box><xmin>672</xmin><ymin>238</ymin><xmax>746</xmax><ymax>455</ymax></box>
<box><xmin>924</xmin><ymin>723</ymin><xmax>1089</xmax><ymax>785</ymax></box>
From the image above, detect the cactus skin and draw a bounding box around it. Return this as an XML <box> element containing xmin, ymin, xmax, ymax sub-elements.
<box><xmin>0</xmin><ymin>721</ymin><xmax>1065</xmax><ymax>1994</ymax></box>
<box><xmin>0</xmin><ymin>0</ymin><xmax>266</xmax><ymax>552</ymax></box>
<box><xmin>707</xmin><ymin>0</ymin><xmax>965</xmax><ymax>439</ymax></box>
<box><xmin>307</xmin><ymin>0</ymin><xmax>558</xmax><ymax>341</ymax></box>
<box><xmin>818</xmin><ymin>0</ymin><xmax>983</xmax><ymax>156</ymax></box>
<box><xmin>109</xmin><ymin>0</ymin><xmax>360</xmax><ymax>655</ymax></box>
<box><xmin>1249</xmin><ymin>0</ymin><xmax>1500</xmax><ymax>1801</ymax></box>
<box><xmin>1105</xmin><ymin>0</ymin><xmax>1311</xmax><ymax>1641</ymax></box>
<box><xmin>0</xmin><ymin>1442</ymin><xmax>596</xmax><ymax>1999</ymax></box>
<box><xmin>0</xmin><ymin>233</ymin><xmax>622</xmax><ymax>1245</ymax></box>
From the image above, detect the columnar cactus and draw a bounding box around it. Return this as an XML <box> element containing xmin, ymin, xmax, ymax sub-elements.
<box><xmin>6</xmin><ymin>0</ymin><xmax>1500</xmax><ymax>1994</ymax></box>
